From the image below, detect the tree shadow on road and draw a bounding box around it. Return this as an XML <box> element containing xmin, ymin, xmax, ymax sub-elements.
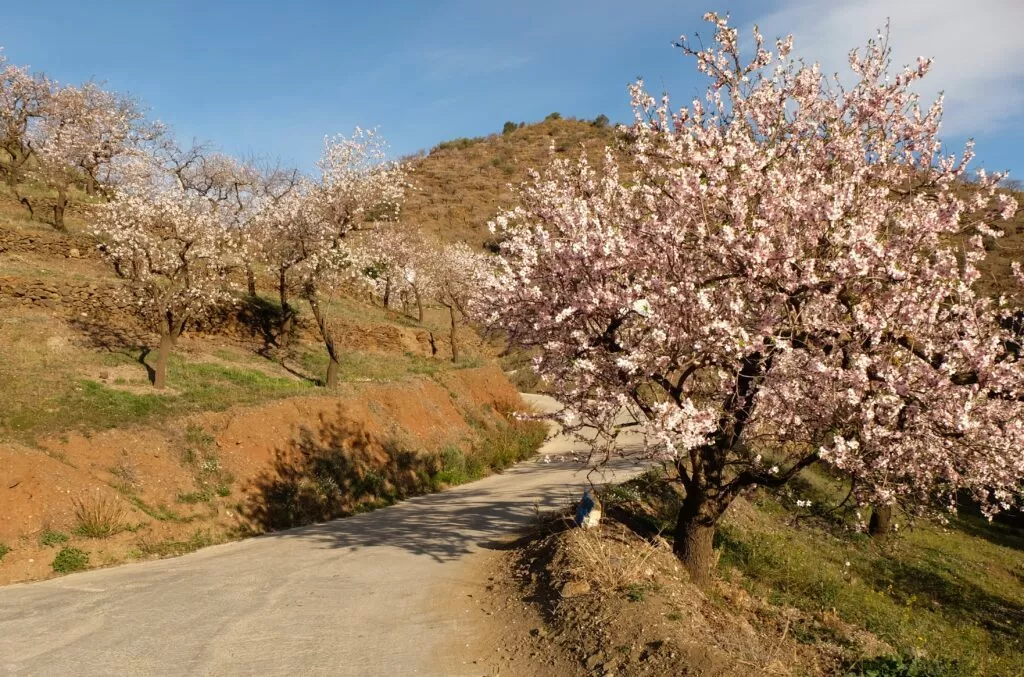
<box><xmin>243</xmin><ymin>408</ymin><xmax>641</xmax><ymax>563</ymax></box>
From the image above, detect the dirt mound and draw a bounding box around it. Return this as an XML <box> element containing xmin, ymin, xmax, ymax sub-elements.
<box><xmin>479</xmin><ymin>511</ymin><xmax>890</xmax><ymax>676</ymax></box>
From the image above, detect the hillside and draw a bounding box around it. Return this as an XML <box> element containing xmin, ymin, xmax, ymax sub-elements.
<box><xmin>403</xmin><ymin>117</ymin><xmax>617</xmax><ymax>247</ymax></box>
<box><xmin>0</xmin><ymin>183</ymin><xmax>546</xmax><ymax>585</ymax></box>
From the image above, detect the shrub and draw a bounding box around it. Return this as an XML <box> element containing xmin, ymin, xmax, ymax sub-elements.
<box><xmin>502</xmin><ymin>120</ymin><xmax>517</xmax><ymax>135</ymax></box>
<box><xmin>73</xmin><ymin>494</ymin><xmax>126</xmax><ymax>538</ymax></box>
<box><xmin>0</xmin><ymin>543</ymin><xmax>10</xmax><ymax>561</ymax></box>
<box><xmin>39</xmin><ymin>529</ymin><xmax>70</xmax><ymax>547</ymax></box>
<box><xmin>545</xmin><ymin>112</ymin><xmax>562</xmax><ymax>121</ymax></box>
<box><xmin>52</xmin><ymin>547</ymin><xmax>89</xmax><ymax>573</ymax></box>
<box><xmin>845</xmin><ymin>654</ymin><xmax>961</xmax><ymax>677</ymax></box>
<box><xmin>592</xmin><ymin>114</ymin><xmax>610</xmax><ymax>127</ymax></box>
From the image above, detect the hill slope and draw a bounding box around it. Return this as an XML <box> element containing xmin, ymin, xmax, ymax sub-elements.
<box><xmin>403</xmin><ymin>117</ymin><xmax>617</xmax><ymax>247</ymax></box>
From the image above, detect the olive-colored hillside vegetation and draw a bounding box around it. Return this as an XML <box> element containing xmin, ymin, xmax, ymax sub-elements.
<box><xmin>403</xmin><ymin>116</ymin><xmax>617</xmax><ymax>248</ymax></box>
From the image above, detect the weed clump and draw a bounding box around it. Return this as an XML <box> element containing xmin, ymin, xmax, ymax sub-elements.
<box><xmin>72</xmin><ymin>494</ymin><xmax>126</xmax><ymax>538</ymax></box>
<box><xmin>52</xmin><ymin>547</ymin><xmax>89</xmax><ymax>573</ymax></box>
<box><xmin>39</xmin><ymin>530</ymin><xmax>70</xmax><ymax>547</ymax></box>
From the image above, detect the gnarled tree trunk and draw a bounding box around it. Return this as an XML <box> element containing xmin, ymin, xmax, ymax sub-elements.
<box><xmin>448</xmin><ymin>305</ymin><xmax>459</xmax><ymax>363</ymax></box>
<box><xmin>308</xmin><ymin>293</ymin><xmax>340</xmax><ymax>387</ymax></box>
<box><xmin>869</xmin><ymin>504</ymin><xmax>892</xmax><ymax>537</ymax></box>
<box><xmin>245</xmin><ymin>265</ymin><xmax>257</xmax><ymax>297</ymax></box>
<box><xmin>279</xmin><ymin>270</ymin><xmax>294</xmax><ymax>343</ymax></box>
<box><xmin>414</xmin><ymin>287</ymin><xmax>424</xmax><ymax>322</ymax></box>
<box><xmin>52</xmin><ymin>186</ymin><xmax>68</xmax><ymax>231</ymax></box>
<box><xmin>153</xmin><ymin>331</ymin><xmax>175</xmax><ymax>389</ymax></box>
<box><xmin>673</xmin><ymin>488</ymin><xmax>724</xmax><ymax>587</ymax></box>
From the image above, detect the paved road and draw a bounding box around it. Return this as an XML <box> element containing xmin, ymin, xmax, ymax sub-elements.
<box><xmin>0</xmin><ymin>395</ymin><xmax>644</xmax><ymax>676</ymax></box>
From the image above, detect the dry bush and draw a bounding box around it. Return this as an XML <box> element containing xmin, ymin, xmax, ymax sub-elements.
<box><xmin>563</xmin><ymin>521</ymin><xmax>671</xmax><ymax>591</ymax></box>
<box><xmin>72</xmin><ymin>493</ymin><xmax>127</xmax><ymax>538</ymax></box>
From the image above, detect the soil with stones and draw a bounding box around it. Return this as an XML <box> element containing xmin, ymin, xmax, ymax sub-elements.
<box><xmin>475</xmin><ymin>507</ymin><xmax>892</xmax><ymax>676</ymax></box>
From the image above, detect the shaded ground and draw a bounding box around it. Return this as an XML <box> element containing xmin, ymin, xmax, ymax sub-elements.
<box><xmin>0</xmin><ymin>395</ymin><xmax>646</xmax><ymax>676</ymax></box>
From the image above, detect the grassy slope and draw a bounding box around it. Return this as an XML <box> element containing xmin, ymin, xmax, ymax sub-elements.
<box><xmin>0</xmin><ymin>184</ymin><xmax>489</xmax><ymax>444</ymax></box>
<box><xmin>605</xmin><ymin>470</ymin><xmax>1024</xmax><ymax>676</ymax></box>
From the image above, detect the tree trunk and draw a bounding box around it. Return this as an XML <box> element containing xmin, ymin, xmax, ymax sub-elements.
<box><xmin>869</xmin><ymin>504</ymin><xmax>892</xmax><ymax>537</ymax></box>
<box><xmin>448</xmin><ymin>305</ymin><xmax>459</xmax><ymax>363</ymax></box>
<box><xmin>246</xmin><ymin>265</ymin><xmax>257</xmax><ymax>297</ymax></box>
<box><xmin>279</xmin><ymin>270</ymin><xmax>294</xmax><ymax>342</ymax></box>
<box><xmin>85</xmin><ymin>171</ymin><xmax>97</xmax><ymax>196</ymax></box>
<box><xmin>325</xmin><ymin>355</ymin><xmax>340</xmax><ymax>388</ymax></box>
<box><xmin>673</xmin><ymin>490</ymin><xmax>721</xmax><ymax>587</ymax></box>
<box><xmin>153</xmin><ymin>331</ymin><xmax>175</xmax><ymax>389</ymax></box>
<box><xmin>383</xmin><ymin>278</ymin><xmax>391</xmax><ymax>309</ymax></box>
<box><xmin>52</xmin><ymin>186</ymin><xmax>68</xmax><ymax>231</ymax></box>
<box><xmin>414</xmin><ymin>288</ymin><xmax>424</xmax><ymax>322</ymax></box>
<box><xmin>308</xmin><ymin>293</ymin><xmax>339</xmax><ymax>387</ymax></box>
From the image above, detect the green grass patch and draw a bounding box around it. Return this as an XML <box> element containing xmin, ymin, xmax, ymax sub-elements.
<box><xmin>126</xmin><ymin>495</ymin><xmax>187</xmax><ymax>523</ymax></box>
<box><xmin>137</xmin><ymin>531</ymin><xmax>218</xmax><ymax>558</ymax></box>
<box><xmin>602</xmin><ymin>468</ymin><xmax>1024</xmax><ymax>676</ymax></box>
<box><xmin>176</xmin><ymin>490</ymin><xmax>213</xmax><ymax>504</ymax></box>
<box><xmin>51</xmin><ymin>547</ymin><xmax>89</xmax><ymax>573</ymax></box>
<box><xmin>0</xmin><ymin>354</ymin><xmax>316</xmax><ymax>442</ymax></box>
<box><xmin>39</xmin><ymin>530</ymin><xmax>70</xmax><ymax>547</ymax></box>
<box><xmin>0</xmin><ymin>543</ymin><xmax>10</xmax><ymax>561</ymax></box>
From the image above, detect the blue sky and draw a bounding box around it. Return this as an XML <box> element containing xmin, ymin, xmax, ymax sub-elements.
<box><xmin>3</xmin><ymin>0</ymin><xmax>1022</xmax><ymax>176</ymax></box>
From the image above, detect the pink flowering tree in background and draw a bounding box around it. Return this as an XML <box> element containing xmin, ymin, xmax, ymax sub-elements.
<box><xmin>483</xmin><ymin>14</ymin><xmax>1024</xmax><ymax>585</ymax></box>
<box><xmin>254</xmin><ymin>129</ymin><xmax>407</xmax><ymax>386</ymax></box>
<box><xmin>27</xmin><ymin>81</ymin><xmax>150</xmax><ymax>229</ymax></box>
<box><xmin>431</xmin><ymin>241</ymin><xmax>491</xmax><ymax>362</ymax></box>
<box><xmin>357</xmin><ymin>225</ymin><xmax>432</xmax><ymax>321</ymax></box>
<box><xmin>92</xmin><ymin>156</ymin><xmax>234</xmax><ymax>389</ymax></box>
<box><xmin>0</xmin><ymin>54</ymin><xmax>49</xmax><ymax>189</ymax></box>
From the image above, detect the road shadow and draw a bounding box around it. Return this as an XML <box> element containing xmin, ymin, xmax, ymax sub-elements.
<box><xmin>243</xmin><ymin>407</ymin><xmax>646</xmax><ymax>563</ymax></box>
<box><xmin>244</xmin><ymin>408</ymin><xmax>441</xmax><ymax>530</ymax></box>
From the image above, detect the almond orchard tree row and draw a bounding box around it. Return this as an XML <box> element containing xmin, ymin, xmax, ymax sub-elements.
<box><xmin>355</xmin><ymin>226</ymin><xmax>493</xmax><ymax>361</ymax></box>
<box><xmin>250</xmin><ymin>129</ymin><xmax>408</xmax><ymax>386</ymax></box>
<box><xmin>0</xmin><ymin>51</ymin><xmax>157</xmax><ymax>229</ymax></box>
<box><xmin>480</xmin><ymin>14</ymin><xmax>1023</xmax><ymax>585</ymax></box>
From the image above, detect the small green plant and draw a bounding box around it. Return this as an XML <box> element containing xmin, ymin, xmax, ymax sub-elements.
<box><xmin>592</xmin><ymin>114</ymin><xmax>610</xmax><ymax>127</ymax></box>
<box><xmin>0</xmin><ymin>543</ymin><xmax>10</xmax><ymax>561</ymax></box>
<box><xmin>127</xmin><ymin>496</ymin><xmax>185</xmax><ymax>522</ymax></box>
<box><xmin>624</xmin><ymin>583</ymin><xmax>646</xmax><ymax>602</ymax></box>
<box><xmin>502</xmin><ymin>120</ymin><xmax>517</xmax><ymax>135</ymax></box>
<box><xmin>845</xmin><ymin>654</ymin><xmax>960</xmax><ymax>677</ymax></box>
<box><xmin>545</xmin><ymin>111</ymin><xmax>562</xmax><ymax>121</ymax></box>
<box><xmin>137</xmin><ymin>531</ymin><xmax>217</xmax><ymax>558</ymax></box>
<box><xmin>52</xmin><ymin>546</ymin><xmax>89</xmax><ymax>573</ymax></box>
<box><xmin>39</xmin><ymin>529</ymin><xmax>70</xmax><ymax>547</ymax></box>
<box><xmin>176</xmin><ymin>490</ymin><xmax>212</xmax><ymax>504</ymax></box>
<box><xmin>73</xmin><ymin>494</ymin><xmax>126</xmax><ymax>538</ymax></box>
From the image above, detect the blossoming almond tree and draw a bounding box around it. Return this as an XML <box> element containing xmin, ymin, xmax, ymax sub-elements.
<box><xmin>28</xmin><ymin>81</ymin><xmax>149</xmax><ymax>229</ymax></box>
<box><xmin>93</xmin><ymin>157</ymin><xmax>233</xmax><ymax>388</ymax></box>
<box><xmin>0</xmin><ymin>54</ymin><xmax>49</xmax><ymax>189</ymax></box>
<box><xmin>255</xmin><ymin>129</ymin><xmax>407</xmax><ymax>385</ymax></box>
<box><xmin>357</xmin><ymin>225</ymin><xmax>431</xmax><ymax>320</ymax></box>
<box><xmin>431</xmin><ymin>241</ymin><xmax>491</xmax><ymax>362</ymax></box>
<box><xmin>483</xmin><ymin>14</ymin><xmax>1023</xmax><ymax>585</ymax></box>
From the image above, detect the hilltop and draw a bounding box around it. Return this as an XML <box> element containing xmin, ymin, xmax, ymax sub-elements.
<box><xmin>403</xmin><ymin>116</ymin><xmax>617</xmax><ymax>247</ymax></box>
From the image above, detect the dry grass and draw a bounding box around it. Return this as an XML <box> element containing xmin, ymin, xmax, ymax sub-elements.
<box><xmin>404</xmin><ymin>118</ymin><xmax>617</xmax><ymax>247</ymax></box>
<box><xmin>72</xmin><ymin>493</ymin><xmax>127</xmax><ymax>538</ymax></box>
<box><xmin>562</xmin><ymin>522</ymin><xmax>671</xmax><ymax>592</ymax></box>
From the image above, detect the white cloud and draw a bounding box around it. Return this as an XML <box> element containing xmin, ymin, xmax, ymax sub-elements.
<box><xmin>750</xmin><ymin>0</ymin><xmax>1024</xmax><ymax>136</ymax></box>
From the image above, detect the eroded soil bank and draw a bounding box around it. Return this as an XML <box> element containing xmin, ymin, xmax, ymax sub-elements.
<box><xmin>0</xmin><ymin>364</ymin><xmax>535</xmax><ymax>585</ymax></box>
